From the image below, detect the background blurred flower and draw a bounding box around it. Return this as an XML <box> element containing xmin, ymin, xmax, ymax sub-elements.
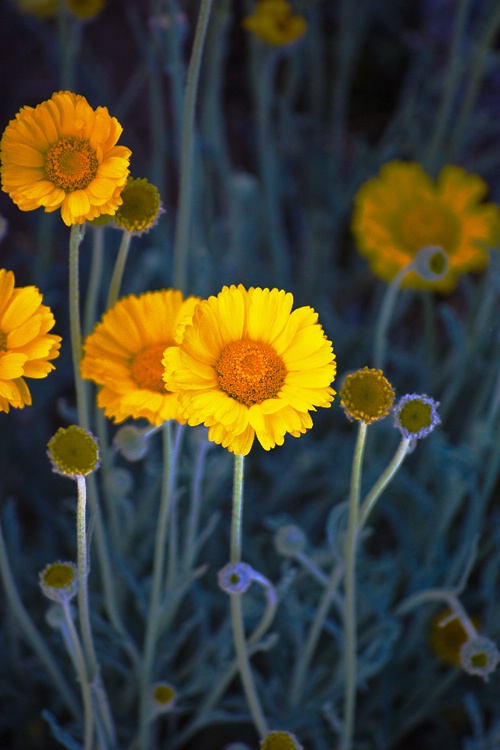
<box><xmin>0</xmin><ymin>268</ymin><xmax>61</xmax><ymax>412</ymax></box>
<box><xmin>0</xmin><ymin>91</ymin><xmax>131</xmax><ymax>226</ymax></box>
<box><xmin>15</xmin><ymin>0</ymin><xmax>104</xmax><ymax>20</ymax></box>
<box><xmin>242</xmin><ymin>0</ymin><xmax>307</xmax><ymax>46</ymax></box>
<box><xmin>352</xmin><ymin>161</ymin><xmax>500</xmax><ymax>292</ymax></box>
<box><xmin>81</xmin><ymin>290</ymin><xmax>200</xmax><ymax>425</ymax></box>
<box><xmin>163</xmin><ymin>284</ymin><xmax>336</xmax><ymax>455</ymax></box>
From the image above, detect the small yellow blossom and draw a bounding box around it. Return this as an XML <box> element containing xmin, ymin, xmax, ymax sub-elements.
<box><xmin>243</xmin><ymin>0</ymin><xmax>307</xmax><ymax>46</ymax></box>
<box><xmin>339</xmin><ymin>367</ymin><xmax>395</xmax><ymax>424</ymax></box>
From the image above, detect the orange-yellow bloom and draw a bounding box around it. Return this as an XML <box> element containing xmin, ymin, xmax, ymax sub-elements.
<box><xmin>81</xmin><ymin>290</ymin><xmax>200</xmax><ymax>425</ymax></box>
<box><xmin>242</xmin><ymin>0</ymin><xmax>307</xmax><ymax>46</ymax></box>
<box><xmin>0</xmin><ymin>91</ymin><xmax>131</xmax><ymax>226</ymax></box>
<box><xmin>163</xmin><ymin>284</ymin><xmax>336</xmax><ymax>455</ymax></box>
<box><xmin>352</xmin><ymin>161</ymin><xmax>500</xmax><ymax>292</ymax></box>
<box><xmin>0</xmin><ymin>269</ymin><xmax>61</xmax><ymax>412</ymax></box>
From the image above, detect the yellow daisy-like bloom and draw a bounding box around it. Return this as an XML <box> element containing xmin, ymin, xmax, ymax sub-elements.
<box><xmin>0</xmin><ymin>91</ymin><xmax>131</xmax><ymax>226</ymax></box>
<box><xmin>81</xmin><ymin>290</ymin><xmax>200</xmax><ymax>426</ymax></box>
<box><xmin>15</xmin><ymin>0</ymin><xmax>104</xmax><ymax>21</ymax></box>
<box><xmin>260</xmin><ymin>731</ymin><xmax>304</xmax><ymax>750</ymax></box>
<box><xmin>162</xmin><ymin>284</ymin><xmax>336</xmax><ymax>456</ymax></box>
<box><xmin>113</xmin><ymin>177</ymin><xmax>162</xmax><ymax>234</ymax></box>
<box><xmin>339</xmin><ymin>367</ymin><xmax>395</xmax><ymax>424</ymax></box>
<box><xmin>15</xmin><ymin>0</ymin><xmax>57</xmax><ymax>17</ymax></box>
<box><xmin>352</xmin><ymin>161</ymin><xmax>500</xmax><ymax>292</ymax></box>
<box><xmin>66</xmin><ymin>0</ymin><xmax>104</xmax><ymax>19</ymax></box>
<box><xmin>0</xmin><ymin>269</ymin><xmax>61</xmax><ymax>413</ymax></box>
<box><xmin>242</xmin><ymin>0</ymin><xmax>307</xmax><ymax>46</ymax></box>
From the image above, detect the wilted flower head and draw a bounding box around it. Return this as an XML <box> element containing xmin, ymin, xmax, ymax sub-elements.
<box><xmin>39</xmin><ymin>562</ymin><xmax>78</xmax><ymax>604</ymax></box>
<box><xmin>47</xmin><ymin>425</ymin><xmax>100</xmax><ymax>478</ymax></box>
<box><xmin>393</xmin><ymin>394</ymin><xmax>440</xmax><ymax>440</ymax></box>
<box><xmin>339</xmin><ymin>367</ymin><xmax>395</xmax><ymax>424</ymax></box>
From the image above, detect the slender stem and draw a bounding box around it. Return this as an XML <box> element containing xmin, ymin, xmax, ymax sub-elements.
<box><xmin>139</xmin><ymin>422</ymin><xmax>176</xmax><ymax>750</ymax></box>
<box><xmin>69</xmin><ymin>224</ymin><xmax>89</xmax><ymax>430</ymax></box>
<box><xmin>229</xmin><ymin>454</ymin><xmax>268</xmax><ymax>738</ymax></box>
<box><xmin>60</xmin><ymin>599</ymin><xmax>95</xmax><ymax>750</ymax></box>
<box><xmin>358</xmin><ymin>437</ymin><xmax>412</xmax><ymax>530</ymax></box>
<box><xmin>83</xmin><ymin>225</ymin><xmax>105</xmax><ymax>337</ymax></box>
<box><xmin>289</xmin><ymin>562</ymin><xmax>343</xmax><ymax>707</ymax></box>
<box><xmin>0</xmin><ymin>519</ymin><xmax>80</xmax><ymax>719</ymax></box>
<box><xmin>172</xmin><ymin>0</ymin><xmax>214</xmax><ymax>292</ymax></box>
<box><xmin>373</xmin><ymin>266</ymin><xmax>407</xmax><ymax>369</ymax></box>
<box><xmin>341</xmin><ymin>421</ymin><xmax>368</xmax><ymax>750</ymax></box>
<box><xmin>76</xmin><ymin>476</ymin><xmax>115</xmax><ymax>748</ymax></box>
<box><xmin>107</xmin><ymin>229</ymin><xmax>133</xmax><ymax>309</ymax></box>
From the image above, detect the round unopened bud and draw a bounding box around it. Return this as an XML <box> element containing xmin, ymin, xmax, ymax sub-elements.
<box><xmin>410</xmin><ymin>245</ymin><xmax>449</xmax><ymax>282</ymax></box>
<box><xmin>218</xmin><ymin>561</ymin><xmax>254</xmax><ymax>595</ymax></box>
<box><xmin>460</xmin><ymin>636</ymin><xmax>500</xmax><ymax>681</ymax></box>
<box><xmin>274</xmin><ymin>525</ymin><xmax>307</xmax><ymax>557</ymax></box>
<box><xmin>40</xmin><ymin>562</ymin><xmax>78</xmax><ymax>604</ymax></box>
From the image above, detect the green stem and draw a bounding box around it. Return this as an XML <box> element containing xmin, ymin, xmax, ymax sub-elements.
<box><xmin>69</xmin><ymin>224</ymin><xmax>89</xmax><ymax>430</ymax></box>
<box><xmin>107</xmin><ymin>230</ymin><xmax>133</xmax><ymax>309</ymax></box>
<box><xmin>76</xmin><ymin>476</ymin><xmax>115</xmax><ymax>748</ymax></box>
<box><xmin>229</xmin><ymin>454</ymin><xmax>268</xmax><ymax>738</ymax></box>
<box><xmin>341</xmin><ymin>421</ymin><xmax>368</xmax><ymax>750</ymax></box>
<box><xmin>139</xmin><ymin>422</ymin><xmax>176</xmax><ymax>750</ymax></box>
<box><xmin>60</xmin><ymin>599</ymin><xmax>95</xmax><ymax>750</ymax></box>
<box><xmin>172</xmin><ymin>0</ymin><xmax>214</xmax><ymax>292</ymax></box>
<box><xmin>358</xmin><ymin>437</ymin><xmax>412</xmax><ymax>530</ymax></box>
<box><xmin>83</xmin><ymin>225</ymin><xmax>105</xmax><ymax>337</ymax></box>
<box><xmin>373</xmin><ymin>265</ymin><xmax>407</xmax><ymax>369</ymax></box>
<box><xmin>0</xmin><ymin>519</ymin><xmax>80</xmax><ymax>719</ymax></box>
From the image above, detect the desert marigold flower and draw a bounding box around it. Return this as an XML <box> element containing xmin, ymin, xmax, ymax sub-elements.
<box><xmin>0</xmin><ymin>91</ymin><xmax>131</xmax><ymax>226</ymax></box>
<box><xmin>0</xmin><ymin>268</ymin><xmax>61</xmax><ymax>413</ymax></box>
<box><xmin>48</xmin><ymin>425</ymin><xmax>100</xmax><ymax>478</ymax></box>
<box><xmin>163</xmin><ymin>285</ymin><xmax>336</xmax><ymax>455</ymax></box>
<box><xmin>339</xmin><ymin>367</ymin><xmax>394</xmax><ymax>424</ymax></box>
<box><xmin>81</xmin><ymin>290</ymin><xmax>200</xmax><ymax>426</ymax></box>
<box><xmin>39</xmin><ymin>562</ymin><xmax>78</xmax><ymax>604</ymax></box>
<box><xmin>393</xmin><ymin>393</ymin><xmax>440</xmax><ymax>440</ymax></box>
<box><xmin>112</xmin><ymin>177</ymin><xmax>162</xmax><ymax>234</ymax></box>
<box><xmin>242</xmin><ymin>0</ymin><xmax>307</xmax><ymax>46</ymax></box>
<box><xmin>352</xmin><ymin>161</ymin><xmax>500</xmax><ymax>292</ymax></box>
<box><xmin>260</xmin><ymin>730</ymin><xmax>304</xmax><ymax>750</ymax></box>
<box><xmin>429</xmin><ymin>609</ymin><xmax>478</xmax><ymax>667</ymax></box>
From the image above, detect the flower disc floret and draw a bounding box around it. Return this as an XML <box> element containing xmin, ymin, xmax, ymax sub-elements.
<box><xmin>40</xmin><ymin>562</ymin><xmax>78</xmax><ymax>603</ymax></box>
<box><xmin>81</xmin><ymin>290</ymin><xmax>200</xmax><ymax>425</ymax></box>
<box><xmin>352</xmin><ymin>161</ymin><xmax>500</xmax><ymax>292</ymax></box>
<box><xmin>260</xmin><ymin>730</ymin><xmax>304</xmax><ymax>750</ymax></box>
<box><xmin>0</xmin><ymin>268</ymin><xmax>61</xmax><ymax>413</ymax></box>
<box><xmin>113</xmin><ymin>177</ymin><xmax>162</xmax><ymax>234</ymax></box>
<box><xmin>0</xmin><ymin>91</ymin><xmax>131</xmax><ymax>226</ymax></box>
<box><xmin>150</xmin><ymin>682</ymin><xmax>177</xmax><ymax>714</ymax></box>
<box><xmin>242</xmin><ymin>0</ymin><xmax>307</xmax><ymax>46</ymax></box>
<box><xmin>339</xmin><ymin>367</ymin><xmax>394</xmax><ymax>424</ymax></box>
<box><xmin>394</xmin><ymin>394</ymin><xmax>440</xmax><ymax>439</ymax></box>
<box><xmin>48</xmin><ymin>425</ymin><xmax>100</xmax><ymax>478</ymax></box>
<box><xmin>163</xmin><ymin>284</ymin><xmax>336</xmax><ymax>455</ymax></box>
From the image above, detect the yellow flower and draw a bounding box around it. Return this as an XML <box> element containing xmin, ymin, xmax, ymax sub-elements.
<box><xmin>429</xmin><ymin>609</ymin><xmax>480</xmax><ymax>667</ymax></box>
<box><xmin>0</xmin><ymin>269</ymin><xmax>61</xmax><ymax>413</ymax></box>
<box><xmin>260</xmin><ymin>730</ymin><xmax>303</xmax><ymax>750</ymax></box>
<box><xmin>352</xmin><ymin>161</ymin><xmax>500</xmax><ymax>292</ymax></box>
<box><xmin>66</xmin><ymin>0</ymin><xmax>104</xmax><ymax>20</ymax></box>
<box><xmin>81</xmin><ymin>290</ymin><xmax>200</xmax><ymax>426</ymax></box>
<box><xmin>0</xmin><ymin>91</ymin><xmax>131</xmax><ymax>226</ymax></box>
<box><xmin>242</xmin><ymin>0</ymin><xmax>307</xmax><ymax>46</ymax></box>
<box><xmin>163</xmin><ymin>284</ymin><xmax>336</xmax><ymax>456</ymax></box>
<box><xmin>15</xmin><ymin>0</ymin><xmax>104</xmax><ymax>20</ymax></box>
<box><xmin>339</xmin><ymin>367</ymin><xmax>395</xmax><ymax>424</ymax></box>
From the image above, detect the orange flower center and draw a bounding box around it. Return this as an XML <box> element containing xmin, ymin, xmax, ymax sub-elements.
<box><xmin>45</xmin><ymin>136</ymin><xmax>99</xmax><ymax>191</ymax></box>
<box><xmin>397</xmin><ymin>200</ymin><xmax>459</xmax><ymax>255</ymax></box>
<box><xmin>130</xmin><ymin>343</ymin><xmax>169</xmax><ymax>392</ymax></box>
<box><xmin>216</xmin><ymin>339</ymin><xmax>287</xmax><ymax>406</ymax></box>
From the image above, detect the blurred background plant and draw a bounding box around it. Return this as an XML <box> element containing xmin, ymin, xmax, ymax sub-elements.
<box><xmin>2</xmin><ymin>0</ymin><xmax>500</xmax><ymax>749</ymax></box>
